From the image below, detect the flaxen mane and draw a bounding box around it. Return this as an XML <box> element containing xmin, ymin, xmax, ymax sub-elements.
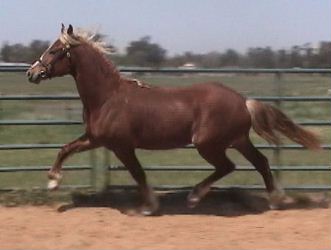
<box><xmin>60</xmin><ymin>28</ymin><xmax>150</xmax><ymax>88</ymax></box>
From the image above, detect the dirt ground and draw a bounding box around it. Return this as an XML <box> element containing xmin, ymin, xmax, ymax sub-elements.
<box><xmin>0</xmin><ymin>190</ymin><xmax>330</xmax><ymax>250</ymax></box>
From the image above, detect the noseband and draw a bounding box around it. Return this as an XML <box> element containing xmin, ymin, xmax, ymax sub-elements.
<box><xmin>37</xmin><ymin>44</ymin><xmax>71</xmax><ymax>79</ymax></box>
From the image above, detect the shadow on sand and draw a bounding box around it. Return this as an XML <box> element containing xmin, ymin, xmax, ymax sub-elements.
<box><xmin>58</xmin><ymin>188</ymin><xmax>330</xmax><ymax>217</ymax></box>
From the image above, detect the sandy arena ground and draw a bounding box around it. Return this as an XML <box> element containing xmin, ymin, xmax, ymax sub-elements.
<box><xmin>0</xmin><ymin>190</ymin><xmax>330</xmax><ymax>250</ymax></box>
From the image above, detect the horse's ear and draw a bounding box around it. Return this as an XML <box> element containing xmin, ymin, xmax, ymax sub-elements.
<box><xmin>61</xmin><ymin>23</ymin><xmax>65</xmax><ymax>33</ymax></box>
<box><xmin>67</xmin><ymin>24</ymin><xmax>73</xmax><ymax>36</ymax></box>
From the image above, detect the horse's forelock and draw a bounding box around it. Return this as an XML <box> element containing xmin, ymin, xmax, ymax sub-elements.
<box><xmin>59</xmin><ymin>32</ymin><xmax>81</xmax><ymax>46</ymax></box>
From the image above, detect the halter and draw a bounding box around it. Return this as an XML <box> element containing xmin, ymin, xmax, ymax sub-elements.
<box><xmin>38</xmin><ymin>43</ymin><xmax>71</xmax><ymax>79</ymax></box>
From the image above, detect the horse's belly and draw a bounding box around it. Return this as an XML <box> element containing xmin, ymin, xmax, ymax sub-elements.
<box><xmin>136</xmin><ymin>141</ymin><xmax>190</xmax><ymax>150</ymax></box>
<box><xmin>135</xmin><ymin>126</ymin><xmax>192</xmax><ymax>150</ymax></box>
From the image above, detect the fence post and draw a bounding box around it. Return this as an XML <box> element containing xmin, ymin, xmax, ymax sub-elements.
<box><xmin>103</xmin><ymin>149</ymin><xmax>111</xmax><ymax>189</ymax></box>
<box><xmin>89</xmin><ymin>150</ymin><xmax>97</xmax><ymax>189</ymax></box>
<box><xmin>273</xmin><ymin>72</ymin><xmax>282</xmax><ymax>181</ymax></box>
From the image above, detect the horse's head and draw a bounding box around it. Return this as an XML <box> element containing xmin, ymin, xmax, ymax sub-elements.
<box><xmin>26</xmin><ymin>24</ymin><xmax>75</xmax><ymax>84</ymax></box>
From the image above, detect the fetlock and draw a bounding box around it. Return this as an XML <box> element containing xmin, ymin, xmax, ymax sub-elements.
<box><xmin>187</xmin><ymin>190</ymin><xmax>201</xmax><ymax>208</ymax></box>
<box><xmin>48</xmin><ymin>171</ymin><xmax>62</xmax><ymax>180</ymax></box>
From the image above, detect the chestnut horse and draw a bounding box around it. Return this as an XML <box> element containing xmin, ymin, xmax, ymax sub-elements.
<box><xmin>27</xmin><ymin>25</ymin><xmax>320</xmax><ymax>215</ymax></box>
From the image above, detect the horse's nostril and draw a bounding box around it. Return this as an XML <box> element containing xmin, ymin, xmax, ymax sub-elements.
<box><xmin>40</xmin><ymin>71</ymin><xmax>47</xmax><ymax>78</ymax></box>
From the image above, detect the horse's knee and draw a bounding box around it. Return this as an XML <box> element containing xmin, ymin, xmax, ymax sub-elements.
<box><xmin>58</xmin><ymin>145</ymin><xmax>71</xmax><ymax>159</ymax></box>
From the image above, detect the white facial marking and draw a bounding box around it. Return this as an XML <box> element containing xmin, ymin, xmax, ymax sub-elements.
<box><xmin>31</xmin><ymin>60</ymin><xmax>40</xmax><ymax>69</ymax></box>
<box><xmin>37</xmin><ymin>41</ymin><xmax>57</xmax><ymax>65</ymax></box>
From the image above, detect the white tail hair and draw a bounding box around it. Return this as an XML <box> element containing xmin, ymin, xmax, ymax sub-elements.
<box><xmin>246</xmin><ymin>99</ymin><xmax>321</xmax><ymax>150</ymax></box>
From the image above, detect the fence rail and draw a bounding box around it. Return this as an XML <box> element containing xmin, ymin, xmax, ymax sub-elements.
<box><xmin>0</xmin><ymin>66</ymin><xmax>330</xmax><ymax>191</ymax></box>
<box><xmin>2</xmin><ymin>65</ymin><xmax>331</xmax><ymax>74</ymax></box>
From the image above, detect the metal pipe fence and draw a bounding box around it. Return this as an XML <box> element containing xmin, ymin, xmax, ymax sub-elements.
<box><xmin>0</xmin><ymin>66</ymin><xmax>330</xmax><ymax>191</ymax></box>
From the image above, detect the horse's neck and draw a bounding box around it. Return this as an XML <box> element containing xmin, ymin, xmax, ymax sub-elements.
<box><xmin>71</xmin><ymin>46</ymin><xmax>120</xmax><ymax>112</ymax></box>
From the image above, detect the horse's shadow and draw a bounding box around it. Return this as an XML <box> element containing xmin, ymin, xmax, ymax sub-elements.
<box><xmin>58</xmin><ymin>188</ymin><xmax>330</xmax><ymax>217</ymax></box>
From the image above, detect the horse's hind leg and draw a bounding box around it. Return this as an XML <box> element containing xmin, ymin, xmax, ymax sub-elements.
<box><xmin>113</xmin><ymin>148</ymin><xmax>159</xmax><ymax>215</ymax></box>
<box><xmin>233</xmin><ymin>136</ymin><xmax>285</xmax><ymax>209</ymax></box>
<box><xmin>188</xmin><ymin>145</ymin><xmax>235</xmax><ymax>208</ymax></box>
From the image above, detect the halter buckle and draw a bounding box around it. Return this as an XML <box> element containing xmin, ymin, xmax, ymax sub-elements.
<box><xmin>64</xmin><ymin>44</ymin><xmax>71</xmax><ymax>58</ymax></box>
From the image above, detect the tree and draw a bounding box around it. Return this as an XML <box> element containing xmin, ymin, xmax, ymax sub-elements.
<box><xmin>220</xmin><ymin>49</ymin><xmax>240</xmax><ymax>67</ymax></box>
<box><xmin>1</xmin><ymin>43</ymin><xmax>11</xmax><ymax>62</ymax></box>
<box><xmin>289</xmin><ymin>45</ymin><xmax>302</xmax><ymax>67</ymax></box>
<box><xmin>1</xmin><ymin>43</ymin><xmax>27</xmax><ymax>62</ymax></box>
<box><xmin>201</xmin><ymin>51</ymin><xmax>222</xmax><ymax>68</ymax></box>
<box><xmin>246</xmin><ymin>47</ymin><xmax>275</xmax><ymax>68</ymax></box>
<box><xmin>126</xmin><ymin>36</ymin><xmax>166</xmax><ymax>67</ymax></box>
<box><xmin>0</xmin><ymin>40</ymin><xmax>49</xmax><ymax>63</ymax></box>
<box><xmin>28</xmin><ymin>40</ymin><xmax>50</xmax><ymax>62</ymax></box>
<box><xmin>275</xmin><ymin>49</ymin><xmax>289</xmax><ymax>68</ymax></box>
<box><xmin>317</xmin><ymin>41</ymin><xmax>331</xmax><ymax>68</ymax></box>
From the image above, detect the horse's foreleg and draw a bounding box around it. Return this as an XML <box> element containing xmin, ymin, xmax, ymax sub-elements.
<box><xmin>48</xmin><ymin>134</ymin><xmax>97</xmax><ymax>190</ymax></box>
<box><xmin>113</xmin><ymin>148</ymin><xmax>159</xmax><ymax>215</ymax></box>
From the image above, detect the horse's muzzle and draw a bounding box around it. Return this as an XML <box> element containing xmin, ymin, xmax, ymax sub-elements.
<box><xmin>26</xmin><ymin>69</ymin><xmax>46</xmax><ymax>84</ymax></box>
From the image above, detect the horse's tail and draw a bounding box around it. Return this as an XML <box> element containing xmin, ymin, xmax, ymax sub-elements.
<box><xmin>245</xmin><ymin>99</ymin><xmax>321</xmax><ymax>150</ymax></box>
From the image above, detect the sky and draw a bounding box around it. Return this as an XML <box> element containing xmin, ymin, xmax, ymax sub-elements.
<box><xmin>0</xmin><ymin>0</ymin><xmax>330</xmax><ymax>55</ymax></box>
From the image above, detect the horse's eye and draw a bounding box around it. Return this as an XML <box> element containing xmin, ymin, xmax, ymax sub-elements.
<box><xmin>49</xmin><ymin>50</ymin><xmax>56</xmax><ymax>55</ymax></box>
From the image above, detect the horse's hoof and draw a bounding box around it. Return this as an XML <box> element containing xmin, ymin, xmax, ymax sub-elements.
<box><xmin>141</xmin><ymin>208</ymin><xmax>154</xmax><ymax>216</ymax></box>
<box><xmin>56</xmin><ymin>203</ymin><xmax>75</xmax><ymax>212</ymax></box>
<box><xmin>269</xmin><ymin>189</ymin><xmax>286</xmax><ymax>210</ymax></box>
<box><xmin>47</xmin><ymin>179</ymin><xmax>59</xmax><ymax>190</ymax></box>
<box><xmin>140</xmin><ymin>204</ymin><xmax>160</xmax><ymax>216</ymax></box>
<box><xmin>269</xmin><ymin>203</ymin><xmax>280</xmax><ymax>210</ymax></box>
<box><xmin>125</xmin><ymin>207</ymin><xmax>158</xmax><ymax>217</ymax></box>
<box><xmin>187</xmin><ymin>193</ymin><xmax>200</xmax><ymax>208</ymax></box>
